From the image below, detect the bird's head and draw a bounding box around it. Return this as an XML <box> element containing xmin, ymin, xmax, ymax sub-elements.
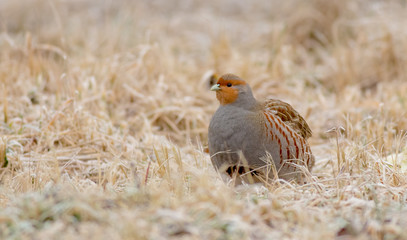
<box><xmin>210</xmin><ymin>73</ymin><xmax>256</xmax><ymax>107</ymax></box>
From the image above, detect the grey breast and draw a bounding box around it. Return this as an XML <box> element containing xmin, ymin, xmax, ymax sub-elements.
<box><xmin>209</xmin><ymin>105</ymin><xmax>267</xmax><ymax>170</ymax></box>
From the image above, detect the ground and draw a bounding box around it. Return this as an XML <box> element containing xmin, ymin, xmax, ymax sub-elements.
<box><xmin>1</xmin><ymin>0</ymin><xmax>407</xmax><ymax>239</ymax></box>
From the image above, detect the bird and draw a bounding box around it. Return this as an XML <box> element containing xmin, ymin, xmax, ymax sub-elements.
<box><xmin>208</xmin><ymin>73</ymin><xmax>314</xmax><ymax>183</ymax></box>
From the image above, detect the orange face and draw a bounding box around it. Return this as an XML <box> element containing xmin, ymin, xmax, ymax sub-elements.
<box><xmin>212</xmin><ymin>78</ymin><xmax>246</xmax><ymax>105</ymax></box>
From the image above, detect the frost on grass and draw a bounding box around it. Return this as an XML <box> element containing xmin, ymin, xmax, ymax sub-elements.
<box><xmin>1</xmin><ymin>0</ymin><xmax>407</xmax><ymax>239</ymax></box>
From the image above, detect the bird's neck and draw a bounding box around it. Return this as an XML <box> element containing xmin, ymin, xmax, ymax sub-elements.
<box><xmin>226</xmin><ymin>95</ymin><xmax>259</xmax><ymax>111</ymax></box>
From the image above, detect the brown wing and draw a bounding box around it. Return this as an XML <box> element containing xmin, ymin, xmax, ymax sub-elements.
<box><xmin>264</xmin><ymin>99</ymin><xmax>312</xmax><ymax>139</ymax></box>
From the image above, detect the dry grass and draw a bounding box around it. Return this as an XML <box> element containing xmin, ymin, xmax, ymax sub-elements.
<box><xmin>1</xmin><ymin>0</ymin><xmax>407</xmax><ymax>239</ymax></box>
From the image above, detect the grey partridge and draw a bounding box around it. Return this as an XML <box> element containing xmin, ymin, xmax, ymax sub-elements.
<box><xmin>208</xmin><ymin>73</ymin><xmax>314</xmax><ymax>183</ymax></box>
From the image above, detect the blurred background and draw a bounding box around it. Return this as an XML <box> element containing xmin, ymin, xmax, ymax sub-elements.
<box><xmin>1</xmin><ymin>0</ymin><xmax>407</xmax><ymax>143</ymax></box>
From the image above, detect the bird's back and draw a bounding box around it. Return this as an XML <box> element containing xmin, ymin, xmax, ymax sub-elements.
<box><xmin>263</xmin><ymin>99</ymin><xmax>312</xmax><ymax>139</ymax></box>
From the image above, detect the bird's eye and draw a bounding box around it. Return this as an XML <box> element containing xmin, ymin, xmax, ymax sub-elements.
<box><xmin>227</xmin><ymin>83</ymin><xmax>232</xmax><ymax>87</ymax></box>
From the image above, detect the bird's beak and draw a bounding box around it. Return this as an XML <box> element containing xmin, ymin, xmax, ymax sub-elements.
<box><xmin>210</xmin><ymin>84</ymin><xmax>221</xmax><ymax>91</ymax></box>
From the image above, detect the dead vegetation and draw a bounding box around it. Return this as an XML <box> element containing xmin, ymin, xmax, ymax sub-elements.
<box><xmin>1</xmin><ymin>0</ymin><xmax>407</xmax><ymax>239</ymax></box>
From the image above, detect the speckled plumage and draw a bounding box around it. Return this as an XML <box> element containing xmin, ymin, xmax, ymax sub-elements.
<box><xmin>208</xmin><ymin>74</ymin><xmax>314</xmax><ymax>183</ymax></box>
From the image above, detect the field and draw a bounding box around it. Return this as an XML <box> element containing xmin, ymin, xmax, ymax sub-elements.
<box><xmin>1</xmin><ymin>0</ymin><xmax>407</xmax><ymax>239</ymax></box>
